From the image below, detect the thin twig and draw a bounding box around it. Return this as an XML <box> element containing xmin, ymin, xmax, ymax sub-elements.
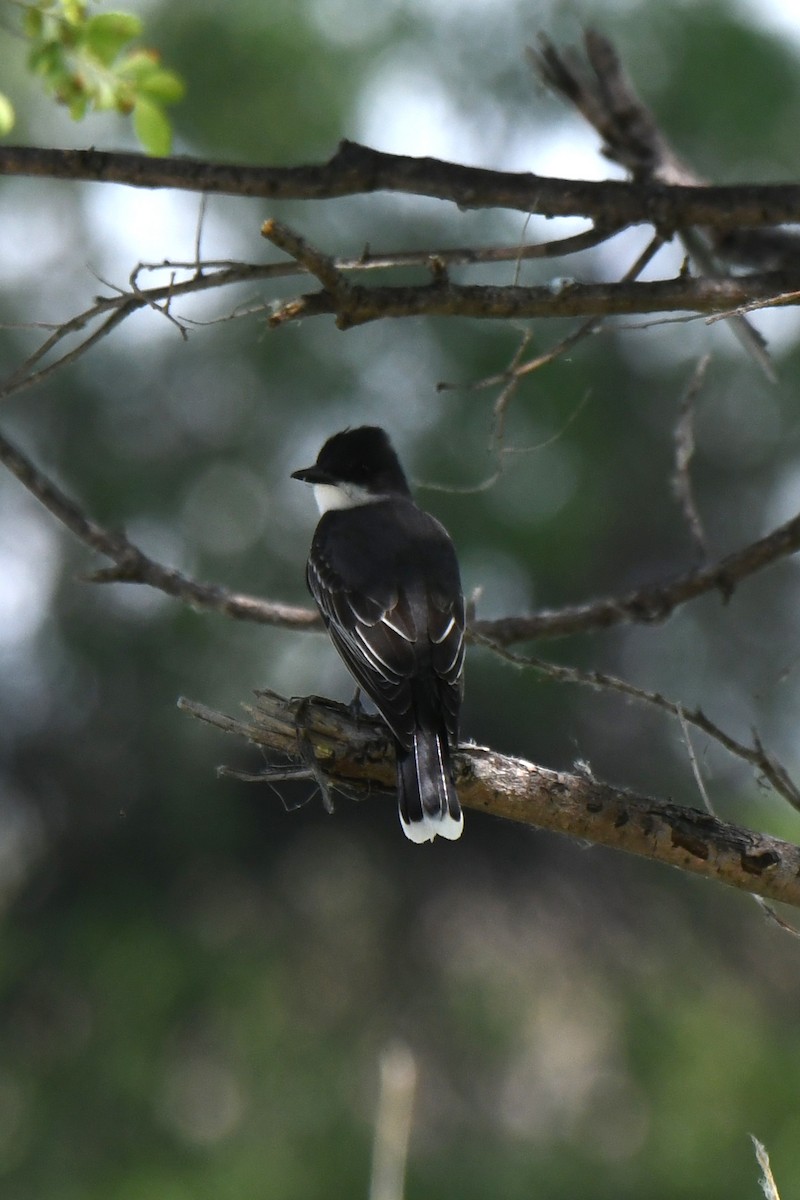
<box><xmin>503</xmin><ymin>229</ymin><xmax>665</xmax><ymax>387</ymax></box>
<box><xmin>706</xmin><ymin>290</ymin><xmax>800</xmax><ymax>324</ymax></box>
<box><xmin>676</xmin><ymin>704</ymin><xmax>717</xmax><ymax>816</ymax></box>
<box><xmin>751</xmin><ymin>897</ymin><xmax>800</xmax><ymax>939</ymax></box>
<box><xmin>0</xmin><ymin>228</ymin><xmax>621</xmax><ymax>404</ymax></box>
<box><xmin>0</xmin><ymin>264</ymin><xmax>280</xmax><ymax>402</ymax></box>
<box><xmin>672</xmin><ymin>354</ymin><xmax>711</xmax><ymax>560</ymax></box>
<box><xmin>470</xmin><ymin>630</ymin><xmax>800</xmax><ymax>810</ymax></box>
<box><xmin>425</xmin><ymin>232</ymin><xmax>666</xmax><ymax>493</ymax></box>
<box><xmin>193</xmin><ymin>193</ymin><xmax>208</xmax><ymax>272</ymax></box>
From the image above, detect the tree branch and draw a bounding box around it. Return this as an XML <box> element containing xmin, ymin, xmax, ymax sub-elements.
<box><xmin>265</xmin><ymin>270</ymin><xmax>800</xmax><ymax>330</ymax></box>
<box><xmin>471</xmin><ymin>631</ymin><xmax>800</xmax><ymax>810</ymax></box>
<box><xmin>0</xmin><ymin>227</ymin><xmax>618</xmax><ymax>404</ymax></box>
<box><xmin>0</xmin><ymin>424</ymin><xmax>318</xmax><ymax>631</ymax></box>
<box><xmin>473</xmin><ymin>505</ymin><xmax>800</xmax><ymax>643</ymax></box>
<box><xmin>529</xmin><ymin>29</ymin><xmax>781</xmax><ymax>377</ymax></box>
<box><xmin>6</xmin><ymin>253</ymin><xmax>797</xmax><ymax>400</ymax></box>
<box><xmin>531</xmin><ymin>29</ymin><xmax>800</xmax><ymax>274</ymax></box>
<box><xmin>178</xmin><ymin>689</ymin><xmax>800</xmax><ymax>910</ymax></box>
<box><xmin>4</xmin><ymin>140</ymin><xmax>800</xmax><ymax>231</ymax></box>
<box><xmin>530</xmin><ymin>30</ymin><xmax>701</xmax><ymax>188</ymax></box>
<box><xmin>2</xmin><ymin>419</ymin><xmax>800</xmax><ymax>645</ymax></box>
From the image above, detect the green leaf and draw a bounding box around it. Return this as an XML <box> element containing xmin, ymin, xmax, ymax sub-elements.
<box><xmin>23</xmin><ymin>8</ymin><xmax>44</xmax><ymax>38</ymax></box>
<box><xmin>136</xmin><ymin>68</ymin><xmax>185</xmax><ymax>105</ymax></box>
<box><xmin>68</xmin><ymin>92</ymin><xmax>89</xmax><ymax>120</ymax></box>
<box><xmin>84</xmin><ymin>11</ymin><xmax>142</xmax><ymax>65</ymax></box>
<box><xmin>0</xmin><ymin>93</ymin><xmax>15</xmax><ymax>136</ymax></box>
<box><xmin>28</xmin><ymin>41</ymin><xmax>65</xmax><ymax>79</ymax></box>
<box><xmin>60</xmin><ymin>0</ymin><xmax>87</xmax><ymax>24</ymax></box>
<box><xmin>116</xmin><ymin>48</ymin><xmax>161</xmax><ymax>81</ymax></box>
<box><xmin>133</xmin><ymin>97</ymin><xmax>172</xmax><ymax>155</ymax></box>
<box><xmin>92</xmin><ymin>79</ymin><xmax>122</xmax><ymax>112</ymax></box>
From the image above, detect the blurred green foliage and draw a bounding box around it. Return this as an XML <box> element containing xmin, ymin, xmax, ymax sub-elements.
<box><xmin>1</xmin><ymin>0</ymin><xmax>184</xmax><ymax>153</ymax></box>
<box><xmin>1</xmin><ymin>1</ymin><xmax>800</xmax><ymax>1198</ymax></box>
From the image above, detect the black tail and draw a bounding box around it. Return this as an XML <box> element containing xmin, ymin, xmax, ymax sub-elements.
<box><xmin>397</xmin><ymin>730</ymin><xmax>463</xmax><ymax>843</ymax></box>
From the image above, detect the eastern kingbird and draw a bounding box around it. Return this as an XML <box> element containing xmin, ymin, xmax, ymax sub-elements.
<box><xmin>292</xmin><ymin>426</ymin><xmax>465</xmax><ymax>843</ymax></box>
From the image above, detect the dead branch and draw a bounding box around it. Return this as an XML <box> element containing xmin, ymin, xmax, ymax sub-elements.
<box><xmin>178</xmin><ymin>689</ymin><xmax>800</xmax><ymax>910</ymax></box>
<box><xmin>530</xmin><ymin>31</ymin><xmax>701</xmax><ymax>187</ymax></box>
<box><xmin>9</xmin><ymin>257</ymin><xmax>798</xmax><ymax>392</ymax></box>
<box><xmin>429</xmin><ymin>232</ymin><xmax>665</xmax><ymax>491</ymax></box>
<box><xmin>2</xmin><ymin>34</ymin><xmax>800</xmax><ymax>374</ymax></box>
<box><xmin>531</xmin><ymin>29</ymin><xmax>800</xmax><ymax>262</ymax></box>
<box><xmin>529</xmin><ymin>29</ymin><xmax>785</xmax><ymax>376</ymax></box>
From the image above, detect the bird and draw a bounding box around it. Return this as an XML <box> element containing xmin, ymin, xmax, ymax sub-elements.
<box><xmin>292</xmin><ymin>426</ymin><xmax>465</xmax><ymax>843</ymax></box>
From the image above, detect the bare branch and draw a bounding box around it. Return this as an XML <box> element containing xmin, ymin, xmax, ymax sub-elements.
<box><xmin>0</xmin><ymin>262</ymin><xmax>285</xmax><ymax>402</ymax></box>
<box><xmin>530</xmin><ymin>31</ymin><xmax>699</xmax><ymax>186</ymax></box>
<box><xmin>677</xmin><ymin>704</ymin><xmax>717</xmax><ymax>816</ymax></box>
<box><xmin>178</xmin><ymin>689</ymin><xmax>800</xmax><ymax>910</ymax></box>
<box><xmin>13</xmin><ymin>234</ymin><xmax>796</xmax><ymax>399</ymax></box>
<box><xmin>5</xmin><ymin>141</ymin><xmax>800</xmax><ymax>231</ymax></box>
<box><xmin>0</xmin><ymin>228</ymin><xmax>620</xmax><ymax>404</ymax></box>
<box><xmin>262</xmin><ymin>217</ymin><xmax>350</xmax><ymax>295</ymax></box>
<box><xmin>530</xmin><ymin>29</ymin><xmax>781</xmax><ymax>377</ymax></box>
<box><xmin>265</xmin><ymin>269</ymin><xmax>800</xmax><ymax>330</ymax></box>
<box><xmin>475</xmin><ymin>504</ymin><xmax>800</xmax><ymax>644</ymax></box>
<box><xmin>429</xmin><ymin>231</ymin><xmax>667</xmax><ymax>493</ymax></box>
<box><xmin>469</xmin><ymin>632</ymin><xmax>800</xmax><ymax>810</ymax></box>
<box><xmin>0</xmin><ymin>425</ymin><xmax>318</xmax><ymax>631</ymax></box>
<box><xmin>2</xmin><ymin>417</ymin><xmax>800</xmax><ymax>646</ymax></box>
<box><xmin>752</xmin><ymin>897</ymin><xmax>800</xmax><ymax>939</ymax></box>
<box><xmin>531</xmin><ymin>29</ymin><xmax>800</xmax><ymax>263</ymax></box>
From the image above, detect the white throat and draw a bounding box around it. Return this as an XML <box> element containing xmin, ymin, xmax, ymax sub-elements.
<box><xmin>312</xmin><ymin>482</ymin><xmax>386</xmax><ymax>514</ymax></box>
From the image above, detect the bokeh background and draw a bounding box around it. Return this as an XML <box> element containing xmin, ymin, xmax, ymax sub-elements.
<box><xmin>2</xmin><ymin>1</ymin><xmax>800</xmax><ymax>1196</ymax></box>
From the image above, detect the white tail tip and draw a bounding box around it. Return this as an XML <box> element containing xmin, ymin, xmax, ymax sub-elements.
<box><xmin>400</xmin><ymin>810</ymin><xmax>464</xmax><ymax>844</ymax></box>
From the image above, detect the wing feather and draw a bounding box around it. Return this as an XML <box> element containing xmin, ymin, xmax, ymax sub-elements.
<box><xmin>306</xmin><ymin>503</ymin><xmax>464</xmax><ymax>750</ymax></box>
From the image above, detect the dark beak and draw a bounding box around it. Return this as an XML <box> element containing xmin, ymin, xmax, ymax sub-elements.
<box><xmin>291</xmin><ymin>464</ymin><xmax>332</xmax><ymax>484</ymax></box>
